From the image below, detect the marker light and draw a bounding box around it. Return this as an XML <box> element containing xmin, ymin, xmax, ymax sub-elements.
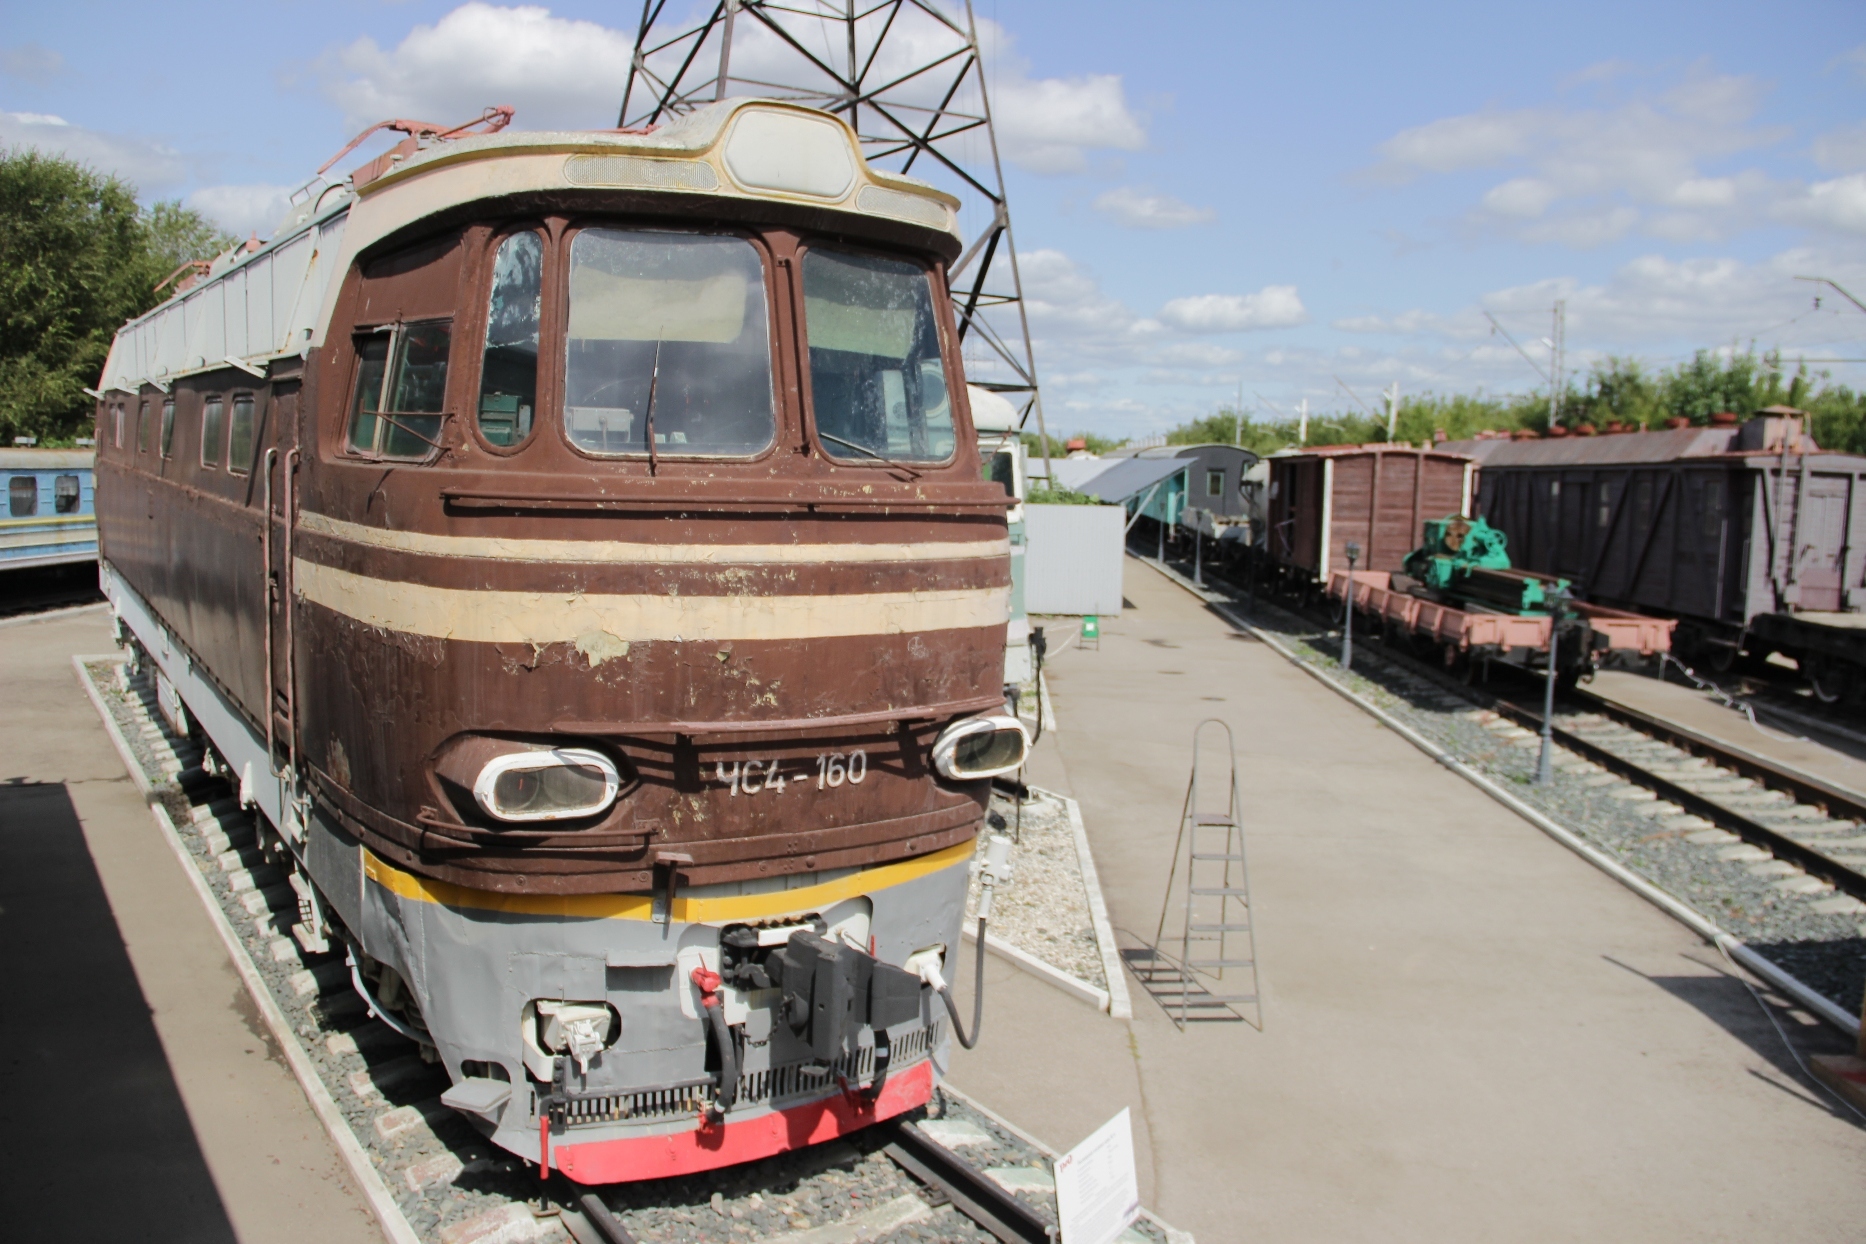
<box><xmin>930</xmin><ymin>715</ymin><xmax>1030</xmax><ymax>782</ymax></box>
<box><xmin>473</xmin><ymin>748</ymin><xmax>620</xmax><ymax>822</ymax></box>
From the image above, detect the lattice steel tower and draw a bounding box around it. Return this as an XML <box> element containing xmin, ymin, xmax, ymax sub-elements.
<box><xmin>621</xmin><ymin>0</ymin><xmax>1051</xmax><ymax>449</ymax></box>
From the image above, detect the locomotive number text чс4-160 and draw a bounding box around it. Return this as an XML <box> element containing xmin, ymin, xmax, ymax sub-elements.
<box><xmin>715</xmin><ymin>751</ymin><xmax>869</xmax><ymax>796</ymax></box>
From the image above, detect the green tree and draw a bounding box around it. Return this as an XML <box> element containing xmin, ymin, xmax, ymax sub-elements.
<box><xmin>0</xmin><ymin>149</ymin><xmax>234</xmax><ymax>444</ymax></box>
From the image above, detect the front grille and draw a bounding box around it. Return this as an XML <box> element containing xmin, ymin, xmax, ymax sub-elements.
<box><xmin>552</xmin><ymin>1021</ymin><xmax>943</xmax><ymax>1128</ymax></box>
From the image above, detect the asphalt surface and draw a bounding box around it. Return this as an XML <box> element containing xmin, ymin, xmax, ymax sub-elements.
<box><xmin>948</xmin><ymin>557</ymin><xmax>1866</xmax><ymax>1244</ymax></box>
<box><xmin>0</xmin><ymin>610</ymin><xmax>380</xmax><ymax>1243</ymax></box>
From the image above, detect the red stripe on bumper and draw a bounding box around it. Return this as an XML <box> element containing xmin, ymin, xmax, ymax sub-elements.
<box><xmin>554</xmin><ymin>1061</ymin><xmax>934</xmax><ymax>1185</ymax></box>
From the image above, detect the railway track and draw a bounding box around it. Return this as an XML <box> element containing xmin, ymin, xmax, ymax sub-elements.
<box><xmin>1490</xmin><ymin>690</ymin><xmax>1866</xmax><ymax>906</ymax></box>
<box><xmin>1158</xmin><ymin>547</ymin><xmax>1866</xmax><ymax>1025</ymax></box>
<box><xmin>1195</xmin><ymin>545</ymin><xmax>1866</xmax><ymax>910</ymax></box>
<box><xmin>78</xmin><ymin>653</ymin><xmax>1185</xmax><ymax>1244</ymax></box>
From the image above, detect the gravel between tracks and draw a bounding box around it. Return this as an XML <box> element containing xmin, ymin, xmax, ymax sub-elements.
<box><xmin>1146</xmin><ymin>561</ymin><xmax>1866</xmax><ymax>1021</ymax></box>
<box><xmin>964</xmin><ymin>789</ymin><xmax>1108</xmax><ymax>990</ymax></box>
<box><xmin>83</xmin><ymin>657</ymin><xmax>1176</xmax><ymax>1244</ymax></box>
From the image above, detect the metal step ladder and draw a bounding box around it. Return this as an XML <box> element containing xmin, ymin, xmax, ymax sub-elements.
<box><xmin>1134</xmin><ymin>719</ymin><xmax>1261</xmax><ymax>1029</ymax></box>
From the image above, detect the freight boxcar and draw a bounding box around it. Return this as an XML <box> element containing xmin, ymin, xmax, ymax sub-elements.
<box><xmin>1263</xmin><ymin>444</ymin><xmax>1476</xmax><ymax>587</ymax></box>
<box><xmin>1443</xmin><ymin>411</ymin><xmax>1866</xmax><ymax>702</ymax></box>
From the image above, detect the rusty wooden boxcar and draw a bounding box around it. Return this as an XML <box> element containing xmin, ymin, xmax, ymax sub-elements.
<box><xmin>1444</xmin><ymin>412</ymin><xmax>1866</xmax><ymax>702</ymax></box>
<box><xmin>90</xmin><ymin>99</ymin><xmax>1023</xmax><ymax>1184</ymax></box>
<box><xmin>1264</xmin><ymin>444</ymin><xmax>1476</xmax><ymax>583</ymax></box>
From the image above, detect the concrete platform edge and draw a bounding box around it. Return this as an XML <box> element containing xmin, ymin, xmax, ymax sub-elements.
<box><xmin>1044</xmin><ymin>786</ymin><xmax>1132</xmax><ymax>1019</ymax></box>
<box><xmin>1134</xmin><ymin>556</ymin><xmax>1865</xmax><ymax>1040</ymax></box>
<box><xmin>963</xmin><ymin>919</ymin><xmax>1111</xmax><ymax>1013</ymax></box>
<box><xmin>72</xmin><ymin>655</ymin><xmax>420</xmax><ymax>1244</ymax></box>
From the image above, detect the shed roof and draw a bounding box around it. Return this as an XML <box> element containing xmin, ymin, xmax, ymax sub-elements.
<box><xmin>1049</xmin><ymin>457</ymin><xmax>1119</xmax><ymax>491</ymax></box>
<box><xmin>1075</xmin><ymin>457</ymin><xmax>1188</xmax><ymax>504</ymax></box>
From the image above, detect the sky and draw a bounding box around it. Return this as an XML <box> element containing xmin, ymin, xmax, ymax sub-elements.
<box><xmin>5</xmin><ymin>0</ymin><xmax>1866</xmax><ymax>439</ymax></box>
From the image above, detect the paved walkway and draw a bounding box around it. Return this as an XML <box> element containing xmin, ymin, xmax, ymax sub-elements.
<box><xmin>950</xmin><ymin>559</ymin><xmax>1866</xmax><ymax>1244</ymax></box>
<box><xmin>0</xmin><ymin>607</ymin><xmax>379</xmax><ymax>1243</ymax></box>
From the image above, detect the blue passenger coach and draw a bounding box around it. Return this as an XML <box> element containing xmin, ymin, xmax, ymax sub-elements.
<box><xmin>0</xmin><ymin>449</ymin><xmax>97</xmax><ymax>570</ymax></box>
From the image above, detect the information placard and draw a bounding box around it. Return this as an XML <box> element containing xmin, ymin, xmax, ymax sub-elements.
<box><xmin>1053</xmin><ymin>1107</ymin><xmax>1140</xmax><ymax>1244</ymax></box>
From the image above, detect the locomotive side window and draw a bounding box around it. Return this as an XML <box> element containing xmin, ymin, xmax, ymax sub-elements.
<box><xmin>54</xmin><ymin>475</ymin><xmax>80</xmax><ymax>513</ymax></box>
<box><xmin>478</xmin><ymin>231</ymin><xmax>543</xmax><ymax>447</ymax></box>
<box><xmin>138</xmin><ymin>400</ymin><xmax>152</xmax><ymax>454</ymax></box>
<box><xmin>348</xmin><ymin>321</ymin><xmax>453</xmax><ymax>459</ymax></box>
<box><xmin>562</xmin><ymin>230</ymin><xmax>774</xmax><ymax>458</ymax></box>
<box><xmin>228</xmin><ymin>396</ymin><xmax>255</xmax><ymax>474</ymax></box>
<box><xmin>112</xmin><ymin>405</ymin><xmax>124</xmax><ymax>448</ymax></box>
<box><xmin>802</xmin><ymin>248</ymin><xmax>955</xmax><ymax>464</ymax></box>
<box><xmin>201</xmin><ymin>397</ymin><xmax>225</xmax><ymax>467</ymax></box>
<box><xmin>8</xmin><ymin>477</ymin><xmax>35</xmax><ymax>517</ymax></box>
<box><xmin>160</xmin><ymin>400</ymin><xmax>176</xmax><ymax>458</ymax></box>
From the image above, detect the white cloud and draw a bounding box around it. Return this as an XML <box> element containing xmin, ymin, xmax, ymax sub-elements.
<box><xmin>991</xmin><ymin>70</ymin><xmax>1145</xmax><ymax>174</ymax></box>
<box><xmin>0</xmin><ymin>111</ymin><xmax>187</xmax><ymax>192</ymax></box>
<box><xmin>1813</xmin><ymin>122</ymin><xmax>1866</xmax><ymax>172</ymax></box>
<box><xmin>1091</xmin><ymin>185</ymin><xmax>1214</xmax><ymax>229</ymax></box>
<box><xmin>1481</xmin><ymin>178</ymin><xmax>1557</xmax><ymax>218</ymax></box>
<box><xmin>1519</xmin><ymin>205</ymin><xmax>1640</xmax><ymax>248</ymax></box>
<box><xmin>1334</xmin><ymin>309</ymin><xmax>1474</xmax><ymax>337</ymax></box>
<box><xmin>1775</xmin><ymin>173</ymin><xmax>1866</xmax><ymax>235</ymax></box>
<box><xmin>318</xmin><ymin>3</ymin><xmax>635</xmax><ymax>132</ymax></box>
<box><xmin>186</xmin><ymin>184</ymin><xmax>296</xmax><ymax>238</ymax></box>
<box><xmin>1377</xmin><ymin>111</ymin><xmax>1532</xmax><ymax>175</ymax></box>
<box><xmin>1340</xmin><ymin>247</ymin><xmax>1866</xmax><ymax>357</ymax></box>
<box><xmin>1157</xmin><ymin>288</ymin><xmax>1308</xmax><ymax>333</ymax></box>
<box><xmin>1154</xmin><ymin>342</ymin><xmax>1243</xmax><ymax>366</ymax></box>
<box><xmin>1</xmin><ymin>43</ymin><xmax>64</xmax><ymax>86</ymax></box>
<box><xmin>320</xmin><ymin>5</ymin><xmax>1147</xmax><ymax>176</ymax></box>
<box><xmin>1371</xmin><ymin>66</ymin><xmax>1793</xmax><ymax>246</ymax></box>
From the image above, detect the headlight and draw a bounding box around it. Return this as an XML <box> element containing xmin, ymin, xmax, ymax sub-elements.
<box><xmin>930</xmin><ymin>715</ymin><xmax>1029</xmax><ymax>781</ymax></box>
<box><xmin>473</xmin><ymin>748</ymin><xmax>620</xmax><ymax>822</ymax></box>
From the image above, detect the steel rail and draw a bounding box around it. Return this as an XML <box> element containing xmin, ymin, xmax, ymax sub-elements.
<box><xmin>1566</xmin><ymin>687</ymin><xmax>1866</xmax><ymax>819</ymax></box>
<box><xmin>1488</xmin><ymin>696</ymin><xmax>1866</xmax><ymax>903</ymax></box>
<box><xmin>881</xmin><ymin>1119</ymin><xmax>1053</xmax><ymax>1244</ymax></box>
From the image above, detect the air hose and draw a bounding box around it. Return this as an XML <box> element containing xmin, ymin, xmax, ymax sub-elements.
<box><xmin>918</xmin><ymin>834</ymin><xmax>1013</xmax><ymax>1050</ymax></box>
<box><xmin>690</xmin><ymin>965</ymin><xmax>738</xmax><ymax>1122</ymax></box>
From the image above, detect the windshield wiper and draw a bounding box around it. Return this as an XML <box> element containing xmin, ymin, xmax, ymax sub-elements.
<box><xmin>643</xmin><ymin>338</ymin><xmax>662</xmax><ymax>474</ymax></box>
<box><xmin>819</xmin><ymin>431</ymin><xmax>922</xmax><ymax>479</ymax></box>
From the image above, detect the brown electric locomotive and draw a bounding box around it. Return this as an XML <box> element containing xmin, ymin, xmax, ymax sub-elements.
<box><xmin>91</xmin><ymin>98</ymin><xmax>1024</xmax><ymax>1182</ymax></box>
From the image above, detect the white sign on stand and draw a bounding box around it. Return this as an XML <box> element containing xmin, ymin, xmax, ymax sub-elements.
<box><xmin>1053</xmin><ymin>1107</ymin><xmax>1140</xmax><ymax>1244</ymax></box>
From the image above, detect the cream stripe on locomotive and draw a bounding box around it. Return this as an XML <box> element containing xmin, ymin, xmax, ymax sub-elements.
<box><xmin>299</xmin><ymin>511</ymin><xmax>1008</xmax><ymax>566</ymax></box>
<box><xmin>294</xmin><ymin>559</ymin><xmax>1009</xmax><ymax>643</ymax></box>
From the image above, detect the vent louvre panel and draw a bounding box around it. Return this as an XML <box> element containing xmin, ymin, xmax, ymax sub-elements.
<box><xmin>564</xmin><ymin>155</ymin><xmax>721</xmax><ymax>191</ymax></box>
<box><xmin>551</xmin><ymin>1022</ymin><xmax>941</xmax><ymax>1128</ymax></box>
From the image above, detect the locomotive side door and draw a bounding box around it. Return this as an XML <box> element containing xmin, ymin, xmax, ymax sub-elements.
<box><xmin>264</xmin><ymin>380</ymin><xmax>301</xmax><ymax>775</ymax></box>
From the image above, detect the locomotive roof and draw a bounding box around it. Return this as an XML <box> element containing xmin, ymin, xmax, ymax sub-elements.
<box><xmin>97</xmin><ymin>98</ymin><xmax>963</xmax><ymax>398</ymax></box>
